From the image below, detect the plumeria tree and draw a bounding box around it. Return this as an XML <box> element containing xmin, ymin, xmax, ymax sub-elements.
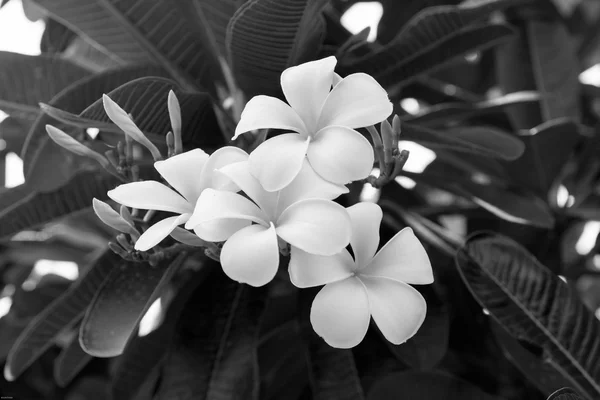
<box><xmin>0</xmin><ymin>0</ymin><xmax>599</xmax><ymax>399</ymax></box>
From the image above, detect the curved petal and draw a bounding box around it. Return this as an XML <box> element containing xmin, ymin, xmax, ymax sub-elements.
<box><xmin>193</xmin><ymin>218</ymin><xmax>251</xmax><ymax>242</ymax></box>
<box><xmin>234</xmin><ymin>95</ymin><xmax>307</xmax><ymax>139</ymax></box>
<box><xmin>154</xmin><ymin>149</ymin><xmax>209</xmax><ymax>203</ymax></box>
<box><xmin>248</xmin><ymin>133</ymin><xmax>310</xmax><ymax>192</ymax></box>
<box><xmin>277</xmin><ymin>159</ymin><xmax>349</xmax><ymax>213</ymax></box>
<box><xmin>310</xmin><ymin>277</ymin><xmax>370</xmax><ymax>349</ymax></box>
<box><xmin>108</xmin><ymin>181</ymin><xmax>191</xmax><ymax>213</ymax></box>
<box><xmin>317</xmin><ymin>73</ymin><xmax>393</xmax><ymax>130</ymax></box>
<box><xmin>199</xmin><ymin>146</ymin><xmax>249</xmax><ymax>191</ymax></box>
<box><xmin>219</xmin><ymin>161</ymin><xmax>278</xmax><ymax>214</ymax></box>
<box><xmin>134</xmin><ymin>214</ymin><xmax>190</xmax><ymax>251</ymax></box>
<box><xmin>363</xmin><ymin>228</ymin><xmax>433</xmax><ymax>285</ymax></box>
<box><xmin>347</xmin><ymin>202</ymin><xmax>382</xmax><ymax>269</ymax></box>
<box><xmin>360</xmin><ymin>276</ymin><xmax>427</xmax><ymax>345</ymax></box>
<box><xmin>307</xmin><ymin>126</ymin><xmax>374</xmax><ymax>185</ymax></box>
<box><xmin>289</xmin><ymin>247</ymin><xmax>355</xmax><ymax>288</ymax></box>
<box><xmin>276</xmin><ymin>199</ymin><xmax>350</xmax><ymax>256</ymax></box>
<box><xmin>185</xmin><ymin>188</ymin><xmax>268</xmax><ymax>229</ymax></box>
<box><xmin>281</xmin><ymin>56</ymin><xmax>337</xmax><ymax>133</ymax></box>
<box><xmin>220</xmin><ymin>223</ymin><xmax>279</xmax><ymax>287</ymax></box>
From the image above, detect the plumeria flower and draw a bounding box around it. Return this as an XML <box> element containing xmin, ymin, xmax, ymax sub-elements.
<box><xmin>107</xmin><ymin>146</ymin><xmax>247</xmax><ymax>251</ymax></box>
<box><xmin>233</xmin><ymin>56</ymin><xmax>393</xmax><ymax>191</ymax></box>
<box><xmin>185</xmin><ymin>160</ymin><xmax>350</xmax><ymax>287</ymax></box>
<box><xmin>289</xmin><ymin>202</ymin><xmax>433</xmax><ymax>348</ymax></box>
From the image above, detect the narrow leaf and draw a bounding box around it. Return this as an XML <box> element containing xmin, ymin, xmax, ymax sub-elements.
<box><xmin>45</xmin><ymin>124</ymin><xmax>110</xmax><ymax>168</ymax></box>
<box><xmin>54</xmin><ymin>332</ymin><xmax>94</xmax><ymax>387</ymax></box>
<box><xmin>92</xmin><ymin>198</ymin><xmax>137</xmax><ymax>235</ymax></box>
<box><xmin>548</xmin><ymin>388</ymin><xmax>586</xmax><ymax>400</ymax></box>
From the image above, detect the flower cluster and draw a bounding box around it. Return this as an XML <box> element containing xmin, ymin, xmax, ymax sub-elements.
<box><xmin>91</xmin><ymin>56</ymin><xmax>433</xmax><ymax>348</ymax></box>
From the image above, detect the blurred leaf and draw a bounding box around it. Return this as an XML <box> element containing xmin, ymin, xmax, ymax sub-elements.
<box><xmin>62</xmin><ymin>36</ymin><xmax>123</xmax><ymax>73</ymax></box>
<box><xmin>32</xmin><ymin>0</ymin><xmax>225</xmax><ymax>94</ymax></box>
<box><xmin>80</xmin><ymin>253</ymin><xmax>187</xmax><ymax>357</ymax></box>
<box><xmin>402</xmin><ymin>91</ymin><xmax>540</xmax><ymax>127</ymax></box>
<box><xmin>547</xmin><ymin>388</ymin><xmax>586</xmax><ymax>400</ymax></box>
<box><xmin>367</xmin><ymin>371</ymin><xmax>502</xmax><ymax>400</ymax></box>
<box><xmin>22</xmin><ymin>65</ymin><xmax>165</xmax><ymax>191</ymax></box>
<box><xmin>54</xmin><ymin>333</ymin><xmax>94</xmax><ymax>387</ymax></box>
<box><xmin>491</xmin><ymin>322</ymin><xmax>572</xmax><ymax>396</ymax></box>
<box><xmin>0</xmin><ymin>52</ymin><xmax>89</xmax><ymax>121</ymax></box>
<box><xmin>402</xmin><ymin>123</ymin><xmax>524</xmax><ymax>161</ymax></box>
<box><xmin>455</xmin><ymin>234</ymin><xmax>600</xmax><ymax>399</ymax></box>
<box><xmin>0</xmin><ymin>170</ymin><xmax>121</xmax><ymax>239</ymax></box>
<box><xmin>504</xmin><ymin>118</ymin><xmax>582</xmax><ymax>196</ymax></box>
<box><xmin>0</xmin><ymin>117</ymin><xmax>29</xmax><ymax>153</ymax></box>
<box><xmin>227</xmin><ymin>0</ymin><xmax>329</xmax><ymax>98</ymax></box>
<box><xmin>5</xmin><ymin>251</ymin><xmax>117</xmax><ymax>381</ymax></box>
<box><xmin>40</xmin><ymin>18</ymin><xmax>76</xmax><ymax>54</ymax></box>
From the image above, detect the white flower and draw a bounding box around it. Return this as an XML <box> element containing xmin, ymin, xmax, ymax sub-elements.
<box><xmin>185</xmin><ymin>160</ymin><xmax>350</xmax><ymax>287</ymax></box>
<box><xmin>107</xmin><ymin>147</ymin><xmax>247</xmax><ymax>251</ymax></box>
<box><xmin>289</xmin><ymin>202</ymin><xmax>433</xmax><ymax>348</ymax></box>
<box><xmin>233</xmin><ymin>56</ymin><xmax>393</xmax><ymax>191</ymax></box>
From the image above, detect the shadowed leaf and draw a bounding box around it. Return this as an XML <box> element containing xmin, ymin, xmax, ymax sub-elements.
<box><xmin>54</xmin><ymin>332</ymin><xmax>94</xmax><ymax>387</ymax></box>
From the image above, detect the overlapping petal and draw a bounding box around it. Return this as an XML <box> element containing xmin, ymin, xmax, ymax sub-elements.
<box><xmin>248</xmin><ymin>134</ymin><xmax>310</xmax><ymax>192</ymax></box>
<box><xmin>364</xmin><ymin>228</ymin><xmax>434</xmax><ymax>284</ymax></box>
<box><xmin>154</xmin><ymin>149</ymin><xmax>209</xmax><ymax>203</ymax></box>
<box><xmin>219</xmin><ymin>161</ymin><xmax>278</xmax><ymax>213</ymax></box>
<box><xmin>220</xmin><ymin>223</ymin><xmax>279</xmax><ymax>287</ymax></box>
<box><xmin>193</xmin><ymin>219</ymin><xmax>251</xmax><ymax>242</ymax></box>
<box><xmin>108</xmin><ymin>181</ymin><xmax>191</xmax><ymax>214</ymax></box>
<box><xmin>307</xmin><ymin>126</ymin><xmax>374</xmax><ymax>184</ymax></box>
<box><xmin>185</xmin><ymin>189</ymin><xmax>268</xmax><ymax>229</ymax></box>
<box><xmin>276</xmin><ymin>199</ymin><xmax>351</xmax><ymax>256</ymax></box>
<box><xmin>135</xmin><ymin>214</ymin><xmax>190</xmax><ymax>251</ymax></box>
<box><xmin>317</xmin><ymin>73</ymin><xmax>393</xmax><ymax>130</ymax></box>
<box><xmin>289</xmin><ymin>247</ymin><xmax>355</xmax><ymax>288</ymax></box>
<box><xmin>281</xmin><ymin>56</ymin><xmax>337</xmax><ymax>133</ymax></box>
<box><xmin>199</xmin><ymin>146</ymin><xmax>248</xmax><ymax>191</ymax></box>
<box><xmin>234</xmin><ymin>96</ymin><xmax>307</xmax><ymax>139</ymax></box>
<box><xmin>347</xmin><ymin>203</ymin><xmax>382</xmax><ymax>269</ymax></box>
<box><xmin>310</xmin><ymin>277</ymin><xmax>370</xmax><ymax>349</ymax></box>
<box><xmin>360</xmin><ymin>276</ymin><xmax>427</xmax><ymax>345</ymax></box>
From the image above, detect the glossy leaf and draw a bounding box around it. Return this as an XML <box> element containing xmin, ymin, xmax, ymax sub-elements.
<box><xmin>0</xmin><ymin>52</ymin><xmax>89</xmax><ymax>121</ymax></box>
<box><xmin>456</xmin><ymin>234</ymin><xmax>600</xmax><ymax>399</ymax></box>
<box><xmin>80</xmin><ymin>253</ymin><xmax>187</xmax><ymax>357</ymax></box>
<box><xmin>547</xmin><ymin>388</ymin><xmax>586</xmax><ymax>400</ymax></box>
<box><xmin>54</xmin><ymin>333</ymin><xmax>94</xmax><ymax>387</ymax></box>
<box><xmin>5</xmin><ymin>251</ymin><xmax>118</xmax><ymax>381</ymax></box>
<box><xmin>227</xmin><ymin>0</ymin><xmax>329</xmax><ymax>98</ymax></box>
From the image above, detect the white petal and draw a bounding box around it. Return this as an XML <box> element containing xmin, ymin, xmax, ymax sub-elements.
<box><xmin>218</xmin><ymin>161</ymin><xmax>278</xmax><ymax>213</ymax></box>
<box><xmin>281</xmin><ymin>56</ymin><xmax>337</xmax><ymax>133</ymax></box>
<box><xmin>220</xmin><ymin>224</ymin><xmax>279</xmax><ymax>287</ymax></box>
<box><xmin>310</xmin><ymin>277</ymin><xmax>370</xmax><ymax>349</ymax></box>
<box><xmin>199</xmin><ymin>146</ymin><xmax>249</xmax><ymax>191</ymax></box>
<box><xmin>277</xmin><ymin>159</ymin><xmax>349</xmax><ymax>212</ymax></box>
<box><xmin>347</xmin><ymin>202</ymin><xmax>382</xmax><ymax>269</ymax></box>
<box><xmin>363</xmin><ymin>228</ymin><xmax>433</xmax><ymax>285</ymax></box>
<box><xmin>360</xmin><ymin>276</ymin><xmax>427</xmax><ymax>345</ymax></box>
<box><xmin>307</xmin><ymin>126</ymin><xmax>374</xmax><ymax>184</ymax></box>
<box><xmin>154</xmin><ymin>149</ymin><xmax>209</xmax><ymax>203</ymax></box>
<box><xmin>185</xmin><ymin>188</ymin><xmax>268</xmax><ymax>229</ymax></box>
<box><xmin>317</xmin><ymin>73</ymin><xmax>393</xmax><ymax>130</ymax></box>
<box><xmin>134</xmin><ymin>214</ymin><xmax>190</xmax><ymax>251</ymax></box>
<box><xmin>193</xmin><ymin>218</ymin><xmax>251</xmax><ymax>242</ymax></box>
<box><xmin>276</xmin><ymin>199</ymin><xmax>350</xmax><ymax>256</ymax></box>
<box><xmin>233</xmin><ymin>95</ymin><xmax>307</xmax><ymax>139</ymax></box>
<box><xmin>248</xmin><ymin>133</ymin><xmax>310</xmax><ymax>192</ymax></box>
<box><xmin>289</xmin><ymin>247</ymin><xmax>355</xmax><ymax>288</ymax></box>
<box><xmin>108</xmin><ymin>181</ymin><xmax>192</xmax><ymax>213</ymax></box>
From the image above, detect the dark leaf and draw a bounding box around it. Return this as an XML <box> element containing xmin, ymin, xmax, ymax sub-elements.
<box><xmin>32</xmin><ymin>0</ymin><xmax>225</xmax><ymax>94</ymax></box>
<box><xmin>227</xmin><ymin>0</ymin><xmax>329</xmax><ymax>98</ymax></box>
<box><xmin>54</xmin><ymin>332</ymin><xmax>94</xmax><ymax>387</ymax></box>
<box><xmin>40</xmin><ymin>18</ymin><xmax>76</xmax><ymax>54</ymax></box>
<box><xmin>547</xmin><ymin>388</ymin><xmax>586</xmax><ymax>400</ymax></box>
<box><xmin>504</xmin><ymin>118</ymin><xmax>582</xmax><ymax>196</ymax></box>
<box><xmin>22</xmin><ymin>65</ymin><xmax>166</xmax><ymax>191</ymax></box>
<box><xmin>5</xmin><ymin>251</ymin><xmax>117</xmax><ymax>381</ymax></box>
<box><xmin>367</xmin><ymin>371</ymin><xmax>502</xmax><ymax>400</ymax></box>
<box><xmin>80</xmin><ymin>253</ymin><xmax>187</xmax><ymax>357</ymax></box>
<box><xmin>455</xmin><ymin>234</ymin><xmax>600</xmax><ymax>399</ymax></box>
<box><xmin>0</xmin><ymin>170</ymin><xmax>121</xmax><ymax>239</ymax></box>
<box><xmin>0</xmin><ymin>116</ymin><xmax>29</xmax><ymax>153</ymax></box>
<box><xmin>155</xmin><ymin>269</ymin><xmax>266</xmax><ymax>400</ymax></box>
<box><xmin>0</xmin><ymin>52</ymin><xmax>89</xmax><ymax>121</ymax></box>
